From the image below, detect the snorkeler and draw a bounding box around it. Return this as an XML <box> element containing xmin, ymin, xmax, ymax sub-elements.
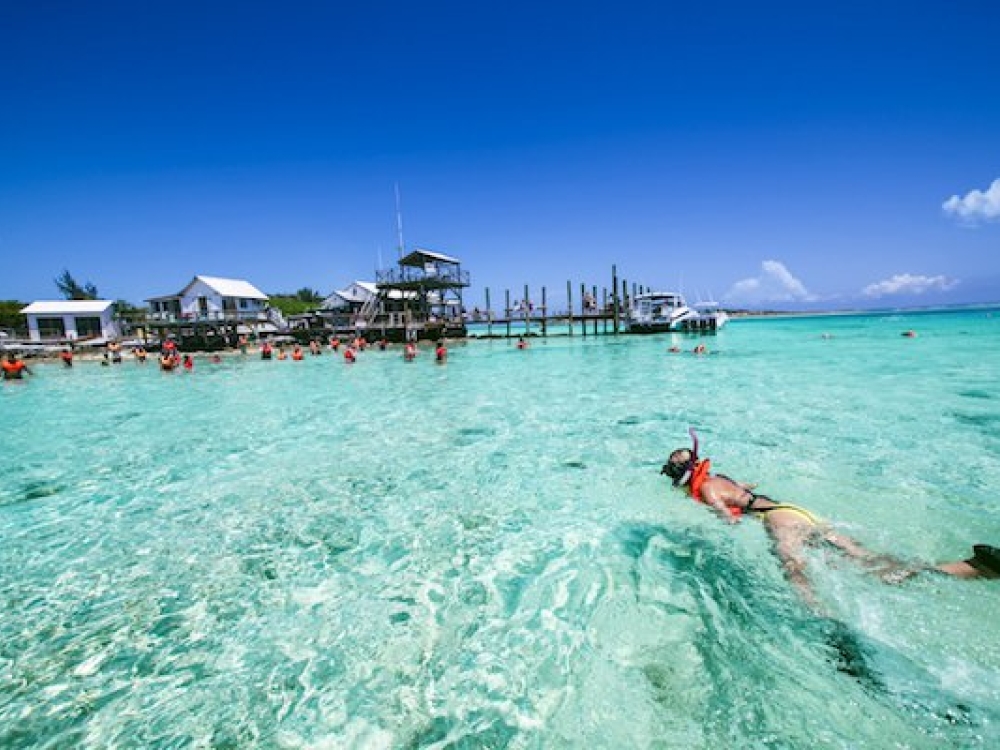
<box><xmin>661</xmin><ymin>429</ymin><xmax>999</xmax><ymax>607</ymax></box>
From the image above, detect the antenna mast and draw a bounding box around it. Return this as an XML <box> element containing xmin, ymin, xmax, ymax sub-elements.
<box><xmin>394</xmin><ymin>182</ymin><xmax>405</xmax><ymax>260</ymax></box>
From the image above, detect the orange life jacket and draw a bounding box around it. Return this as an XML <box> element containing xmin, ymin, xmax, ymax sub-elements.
<box><xmin>687</xmin><ymin>458</ymin><xmax>742</xmax><ymax>519</ymax></box>
<box><xmin>688</xmin><ymin>459</ymin><xmax>711</xmax><ymax>501</ymax></box>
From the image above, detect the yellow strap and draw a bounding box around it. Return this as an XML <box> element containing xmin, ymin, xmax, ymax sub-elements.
<box><xmin>760</xmin><ymin>504</ymin><xmax>820</xmax><ymax>525</ymax></box>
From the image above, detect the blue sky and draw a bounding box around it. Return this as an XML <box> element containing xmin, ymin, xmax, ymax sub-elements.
<box><xmin>2</xmin><ymin>0</ymin><xmax>998</xmax><ymax>311</ymax></box>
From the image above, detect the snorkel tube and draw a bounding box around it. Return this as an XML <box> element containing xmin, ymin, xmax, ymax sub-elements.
<box><xmin>674</xmin><ymin>426</ymin><xmax>699</xmax><ymax>487</ymax></box>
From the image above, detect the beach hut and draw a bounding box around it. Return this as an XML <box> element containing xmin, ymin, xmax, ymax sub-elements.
<box><xmin>146</xmin><ymin>275</ymin><xmax>269</xmax><ymax>323</ymax></box>
<box><xmin>21</xmin><ymin>300</ymin><xmax>121</xmax><ymax>343</ymax></box>
<box><xmin>145</xmin><ymin>275</ymin><xmax>279</xmax><ymax>347</ymax></box>
<box><xmin>321</xmin><ymin>281</ymin><xmax>379</xmax><ymax>311</ymax></box>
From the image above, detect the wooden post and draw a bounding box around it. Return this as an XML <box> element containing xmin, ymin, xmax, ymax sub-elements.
<box><xmin>602</xmin><ymin>288</ymin><xmax>608</xmax><ymax>334</ymax></box>
<box><xmin>541</xmin><ymin>286</ymin><xmax>548</xmax><ymax>337</ymax></box>
<box><xmin>567</xmin><ymin>280</ymin><xmax>573</xmax><ymax>337</ymax></box>
<box><xmin>592</xmin><ymin>285</ymin><xmax>598</xmax><ymax>336</ymax></box>
<box><xmin>612</xmin><ymin>264</ymin><xmax>619</xmax><ymax>334</ymax></box>
<box><xmin>580</xmin><ymin>282</ymin><xmax>587</xmax><ymax>338</ymax></box>
<box><xmin>505</xmin><ymin>289</ymin><xmax>511</xmax><ymax>339</ymax></box>
<box><xmin>524</xmin><ymin>284</ymin><xmax>531</xmax><ymax>336</ymax></box>
<box><xmin>486</xmin><ymin>287</ymin><xmax>492</xmax><ymax>337</ymax></box>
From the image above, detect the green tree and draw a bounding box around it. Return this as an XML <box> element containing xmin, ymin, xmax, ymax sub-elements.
<box><xmin>295</xmin><ymin>287</ymin><xmax>323</xmax><ymax>304</ymax></box>
<box><xmin>0</xmin><ymin>300</ymin><xmax>27</xmax><ymax>333</ymax></box>
<box><xmin>267</xmin><ymin>292</ymin><xmax>321</xmax><ymax>317</ymax></box>
<box><xmin>54</xmin><ymin>269</ymin><xmax>99</xmax><ymax>300</ymax></box>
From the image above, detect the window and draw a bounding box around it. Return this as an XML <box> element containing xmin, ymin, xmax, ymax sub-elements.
<box><xmin>75</xmin><ymin>316</ymin><xmax>103</xmax><ymax>338</ymax></box>
<box><xmin>37</xmin><ymin>317</ymin><xmax>66</xmax><ymax>338</ymax></box>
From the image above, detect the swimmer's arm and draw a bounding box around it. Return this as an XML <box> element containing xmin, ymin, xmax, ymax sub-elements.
<box><xmin>700</xmin><ymin>484</ymin><xmax>739</xmax><ymax>524</ymax></box>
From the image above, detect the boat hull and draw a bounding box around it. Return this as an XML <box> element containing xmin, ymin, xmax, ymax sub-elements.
<box><xmin>626</xmin><ymin>317</ymin><xmax>725</xmax><ymax>334</ymax></box>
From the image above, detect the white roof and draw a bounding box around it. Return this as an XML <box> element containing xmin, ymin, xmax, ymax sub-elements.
<box><xmin>190</xmin><ymin>276</ymin><xmax>268</xmax><ymax>300</ymax></box>
<box><xmin>22</xmin><ymin>300</ymin><xmax>115</xmax><ymax>314</ymax></box>
<box><xmin>322</xmin><ymin>281</ymin><xmax>379</xmax><ymax>308</ymax></box>
<box><xmin>336</xmin><ymin>281</ymin><xmax>379</xmax><ymax>304</ymax></box>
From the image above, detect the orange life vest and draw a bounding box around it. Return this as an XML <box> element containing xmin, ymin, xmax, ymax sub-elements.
<box><xmin>688</xmin><ymin>459</ymin><xmax>711</xmax><ymax>501</ymax></box>
<box><xmin>687</xmin><ymin>458</ymin><xmax>742</xmax><ymax>519</ymax></box>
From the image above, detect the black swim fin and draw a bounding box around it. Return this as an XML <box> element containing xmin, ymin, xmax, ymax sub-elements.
<box><xmin>971</xmin><ymin>545</ymin><xmax>1000</xmax><ymax>577</ymax></box>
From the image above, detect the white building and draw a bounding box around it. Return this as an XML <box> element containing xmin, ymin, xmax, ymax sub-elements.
<box><xmin>146</xmin><ymin>275</ymin><xmax>269</xmax><ymax>322</ymax></box>
<box><xmin>321</xmin><ymin>281</ymin><xmax>379</xmax><ymax>310</ymax></box>
<box><xmin>21</xmin><ymin>300</ymin><xmax>121</xmax><ymax>342</ymax></box>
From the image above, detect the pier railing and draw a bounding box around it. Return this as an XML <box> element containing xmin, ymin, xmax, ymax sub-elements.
<box><xmin>146</xmin><ymin>310</ymin><xmax>269</xmax><ymax>324</ymax></box>
<box><xmin>376</xmin><ymin>267</ymin><xmax>470</xmax><ymax>287</ymax></box>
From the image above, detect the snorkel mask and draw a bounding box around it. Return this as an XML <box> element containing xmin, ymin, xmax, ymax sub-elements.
<box><xmin>660</xmin><ymin>428</ymin><xmax>700</xmax><ymax>486</ymax></box>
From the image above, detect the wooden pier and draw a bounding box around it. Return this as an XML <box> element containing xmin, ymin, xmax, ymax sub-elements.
<box><xmin>466</xmin><ymin>264</ymin><xmax>723</xmax><ymax>339</ymax></box>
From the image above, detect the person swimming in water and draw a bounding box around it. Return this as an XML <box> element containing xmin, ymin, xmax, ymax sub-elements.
<box><xmin>661</xmin><ymin>430</ymin><xmax>999</xmax><ymax>607</ymax></box>
<box><xmin>2</xmin><ymin>352</ymin><xmax>31</xmax><ymax>380</ymax></box>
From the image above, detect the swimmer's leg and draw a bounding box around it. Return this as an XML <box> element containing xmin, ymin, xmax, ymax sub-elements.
<box><xmin>936</xmin><ymin>545</ymin><xmax>1000</xmax><ymax>580</ymax></box>
<box><xmin>821</xmin><ymin>530</ymin><xmax>921</xmax><ymax>580</ymax></box>
<box><xmin>769</xmin><ymin>524</ymin><xmax>819</xmax><ymax>609</ymax></box>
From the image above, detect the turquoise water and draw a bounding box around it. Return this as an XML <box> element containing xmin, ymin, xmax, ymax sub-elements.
<box><xmin>2</xmin><ymin>308</ymin><xmax>1000</xmax><ymax>748</ymax></box>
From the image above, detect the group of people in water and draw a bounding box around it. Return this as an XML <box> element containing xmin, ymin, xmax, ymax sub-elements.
<box><xmin>257</xmin><ymin>335</ymin><xmax>449</xmax><ymax>365</ymax></box>
<box><xmin>2</xmin><ymin>333</ymin><xmax>455</xmax><ymax>379</ymax></box>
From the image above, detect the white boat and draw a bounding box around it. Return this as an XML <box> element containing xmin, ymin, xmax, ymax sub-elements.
<box><xmin>625</xmin><ymin>291</ymin><xmax>727</xmax><ymax>334</ymax></box>
<box><xmin>692</xmin><ymin>299</ymin><xmax>730</xmax><ymax>330</ymax></box>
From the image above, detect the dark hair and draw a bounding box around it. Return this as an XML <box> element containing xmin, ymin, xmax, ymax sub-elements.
<box><xmin>660</xmin><ymin>448</ymin><xmax>693</xmax><ymax>483</ymax></box>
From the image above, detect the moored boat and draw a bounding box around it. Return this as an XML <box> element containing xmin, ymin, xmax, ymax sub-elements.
<box><xmin>625</xmin><ymin>291</ymin><xmax>727</xmax><ymax>334</ymax></box>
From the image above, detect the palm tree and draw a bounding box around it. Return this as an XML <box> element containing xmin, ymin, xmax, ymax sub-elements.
<box><xmin>54</xmin><ymin>270</ymin><xmax>99</xmax><ymax>300</ymax></box>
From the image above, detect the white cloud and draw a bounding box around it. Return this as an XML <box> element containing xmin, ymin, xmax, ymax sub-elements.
<box><xmin>724</xmin><ymin>260</ymin><xmax>816</xmax><ymax>305</ymax></box>
<box><xmin>862</xmin><ymin>273</ymin><xmax>959</xmax><ymax>298</ymax></box>
<box><xmin>942</xmin><ymin>178</ymin><xmax>1000</xmax><ymax>224</ymax></box>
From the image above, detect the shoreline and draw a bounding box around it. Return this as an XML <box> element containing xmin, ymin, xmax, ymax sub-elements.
<box><xmin>5</xmin><ymin>303</ymin><xmax>998</xmax><ymax>362</ymax></box>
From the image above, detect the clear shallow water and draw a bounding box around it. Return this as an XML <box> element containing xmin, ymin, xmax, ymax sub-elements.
<box><xmin>2</xmin><ymin>308</ymin><xmax>1000</xmax><ymax>749</ymax></box>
